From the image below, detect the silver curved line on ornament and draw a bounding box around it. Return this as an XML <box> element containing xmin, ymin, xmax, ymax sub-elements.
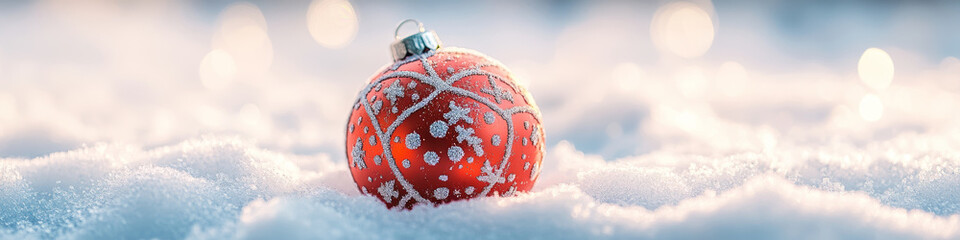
<box><xmin>354</xmin><ymin>50</ymin><xmax>543</xmax><ymax>207</ymax></box>
<box><xmin>357</xmin><ymin>70</ymin><xmax>436</xmax><ymax>206</ymax></box>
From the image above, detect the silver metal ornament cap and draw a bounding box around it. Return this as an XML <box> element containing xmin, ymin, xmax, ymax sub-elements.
<box><xmin>391</xmin><ymin>19</ymin><xmax>442</xmax><ymax>62</ymax></box>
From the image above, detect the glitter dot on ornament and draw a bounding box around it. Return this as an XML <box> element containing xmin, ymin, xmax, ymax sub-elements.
<box><xmin>344</xmin><ymin>20</ymin><xmax>546</xmax><ymax>209</ymax></box>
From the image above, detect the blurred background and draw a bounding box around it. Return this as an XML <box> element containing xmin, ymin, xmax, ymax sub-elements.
<box><xmin>1</xmin><ymin>0</ymin><xmax>959</xmax><ymax>160</ymax></box>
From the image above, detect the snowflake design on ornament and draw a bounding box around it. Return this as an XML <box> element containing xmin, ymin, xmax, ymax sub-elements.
<box><xmin>351</xmin><ymin>138</ymin><xmax>366</xmax><ymax>170</ymax></box>
<box><xmin>480</xmin><ymin>75</ymin><xmax>514</xmax><ymax>104</ymax></box>
<box><xmin>346</xmin><ymin>48</ymin><xmax>544</xmax><ymax>208</ymax></box>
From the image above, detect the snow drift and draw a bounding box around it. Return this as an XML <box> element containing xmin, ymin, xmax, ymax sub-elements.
<box><xmin>2</xmin><ymin>136</ymin><xmax>958</xmax><ymax>239</ymax></box>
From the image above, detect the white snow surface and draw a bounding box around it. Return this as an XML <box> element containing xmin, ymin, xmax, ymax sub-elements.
<box><xmin>2</xmin><ymin>135</ymin><xmax>959</xmax><ymax>240</ymax></box>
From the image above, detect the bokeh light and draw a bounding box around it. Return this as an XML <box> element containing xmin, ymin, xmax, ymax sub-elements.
<box><xmin>674</xmin><ymin>66</ymin><xmax>708</xmax><ymax>98</ymax></box>
<box><xmin>857</xmin><ymin>48</ymin><xmax>895</xmax><ymax>91</ymax></box>
<box><xmin>307</xmin><ymin>0</ymin><xmax>359</xmax><ymax>49</ymax></box>
<box><xmin>859</xmin><ymin>93</ymin><xmax>884</xmax><ymax>122</ymax></box>
<box><xmin>715</xmin><ymin>62</ymin><xmax>748</xmax><ymax>97</ymax></box>
<box><xmin>650</xmin><ymin>2</ymin><xmax>715</xmax><ymax>59</ymax></box>
<box><xmin>612</xmin><ymin>62</ymin><xmax>645</xmax><ymax>92</ymax></box>
<box><xmin>212</xmin><ymin>2</ymin><xmax>274</xmax><ymax>76</ymax></box>
<box><xmin>199</xmin><ymin>49</ymin><xmax>238</xmax><ymax>91</ymax></box>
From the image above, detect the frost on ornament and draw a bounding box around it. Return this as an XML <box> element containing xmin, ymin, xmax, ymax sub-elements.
<box><xmin>345</xmin><ymin>47</ymin><xmax>546</xmax><ymax>209</ymax></box>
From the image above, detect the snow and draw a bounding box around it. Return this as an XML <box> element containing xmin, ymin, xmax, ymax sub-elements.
<box><xmin>2</xmin><ymin>135</ymin><xmax>959</xmax><ymax>239</ymax></box>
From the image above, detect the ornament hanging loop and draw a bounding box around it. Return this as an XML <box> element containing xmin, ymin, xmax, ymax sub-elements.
<box><xmin>394</xmin><ymin>19</ymin><xmax>425</xmax><ymax>40</ymax></box>
<box><xmin>390</xmin><ymin>19</ymin><xmax>442</xmax><ymax>62</ymax></box>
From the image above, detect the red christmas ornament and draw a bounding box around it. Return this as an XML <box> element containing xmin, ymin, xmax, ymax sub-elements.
<box><xmin>344</xmin><ymin>20</ymin><xmax>545</xmax><ymax>209</ymax></box>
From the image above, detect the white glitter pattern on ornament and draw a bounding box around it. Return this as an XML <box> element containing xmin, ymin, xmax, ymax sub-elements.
<box><xmin>477</xmin><ymin>160</ymin><xmax>505</xmax><ymax>184</ymax></box>
<box><xmin>373</xmin><ymin>99</ymin><xmax>383</xmax><ymax>114</ymax></box>
<box><xmin>384</xmin><ymin>80</ymin><xmax>405</xmax><ymax>104</ymax></box>
<box><xmin>480</xmin><ymin>76</ymin><xmax>514</xmax><ymax>104</ymax></box>
<box><xmin>405</xmin><ymin>132</ymin><xmax>421</xmax><ymax>149</ymax></box>
<box><xmin>351</xmin><ymin>138</ymin><xmax>366</xmax><ymax>169</ymax></box>
<box><xmin>378</xmin><ymin>180</ymin><xmax>399</xmax><ymax>203</ymax></box>
<box><xmin>531</xmin><ymin>126</ymin><xmax>540</xmax><ymax>145</ymax></box>
<box><xmin>455</xmin><ymin>126</ymin><xmax>484</xmax><ymax>156</ymax></box>
<box><xmin>448</xmin><ymin>146</ymin><xmax>464</xmax><ymax>163</ymax></box>
<box><xmin>484</xmin><ymin>112</ymin><xmax>495</xmax><ymax>124</ymax></box>
<box><xmin>443</xmin><ymin>101</ymin><xmax>473</xmax><ymax>125</ymax></box>
<box><xmin>530</xmin><ymin>162</ymin><xmax>539</xmax><ymax>180</ymax></box>
<box><xmin>434</xmin><ymin>187</ymin><xmax>449</xmax><ymax>200</ymax></box>
<box><xmin>430</xmin><ymin>121</ymin><xmax>448</xmax><ymax>138</ymax></box>
<box><xmin>424</xmin><ymin>151</ymin><xmax>440</xmax><ymax>166</ymax></box>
